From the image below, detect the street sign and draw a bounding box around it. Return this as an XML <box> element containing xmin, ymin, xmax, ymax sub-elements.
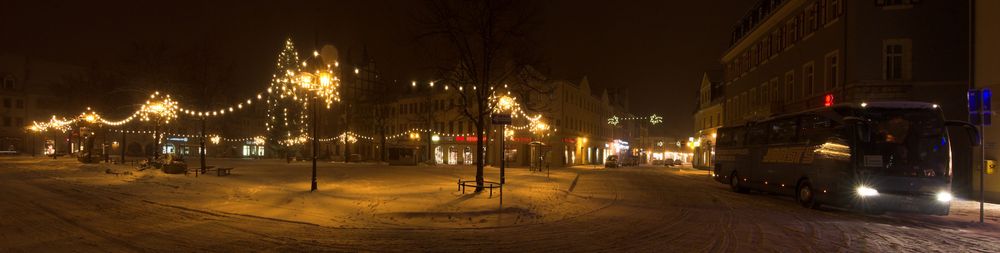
<box><xmin>970</xmin><ymin>88</ymin><xmax>992</xmax><ymax>224</ymax></box>
<box><xmin>969</xmin><ymin>89</ymin><xmax>992</xmax><ymax>126</ymax></box>
<box><xmin>491</xmin><ymin>113</ymin><xmax>512</xmax><ymax>125</ymax></box>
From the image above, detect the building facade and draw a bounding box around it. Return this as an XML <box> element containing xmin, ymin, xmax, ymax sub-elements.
<box><xmin>693</xmin><ymin>72</ymin><xmax>724</xmax><ymax>169</ymax></box>
<box><xmin>378</xmin><ymin>75</ymin><xmax>643</xmax><ymax>168</ymax></box>
<box><xmin>974</xmin><ymin>0</ymin><xmax>1000</xmax><ymax>203</ymax></box>
<box><xmin>1</xmin><ymin>54</ymin><xmax>80</xmax><ymax>155</ymax></box>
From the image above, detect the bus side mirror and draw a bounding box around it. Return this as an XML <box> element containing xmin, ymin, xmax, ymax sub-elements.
<box><xmin>844</xmin><ymin>117</ymin><xmax>871</xmax><ymax>143</ymax></box>
<box><xmin>945</xmin><ymin>120</ymin><xmax>981</xmax><ymax>147</ymax></box>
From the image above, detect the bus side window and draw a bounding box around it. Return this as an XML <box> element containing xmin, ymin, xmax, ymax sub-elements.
<box><xmin>768</xmin><ymin>118</ymin><xmax>798</xmax><ymax>144</ymax></box>
<box><xmin>717</xmin><ymin>129</ymin><xmax>732</xmax><ymax>147</ymax></box>
<box><xmin>732</xmin><ymin>127</ymin><xmax>747</xmax><ymax>147</ymax></box>
<box><xmin>801</xmin><ymin>115</ymin><xmax>838</xmax><ymax>143</ymax></box>
<box><xmin>747</xmin><ymin>124</ymin><xmax>768</xmax><ymax>145</ymax></box>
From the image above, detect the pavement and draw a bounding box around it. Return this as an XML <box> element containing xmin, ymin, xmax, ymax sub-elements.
<box><xmin>1</xmin><ymin>157</ymin><xmax>998</xmax><ymax>252</ymax></box>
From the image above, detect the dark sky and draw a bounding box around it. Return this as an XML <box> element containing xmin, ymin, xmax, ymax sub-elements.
<box><xmin>2</xmin><ymin>0</ymin><xmax>753</xmax><ymax>137</ymax></box>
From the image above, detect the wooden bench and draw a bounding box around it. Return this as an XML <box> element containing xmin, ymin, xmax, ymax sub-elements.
<box><xmin>458</xmin><ymin>179</ymin><xmax>503</xmax><ymax>198</ymax></box>
<box><xmin>185</xmin><ymin>166</ymin><xmax>215</xmax><ymax>177</ymax></box>
<box><xmin>216</xmin><ymin>167</ymin><xmax>234</xmax><ymax>176</ymax></box>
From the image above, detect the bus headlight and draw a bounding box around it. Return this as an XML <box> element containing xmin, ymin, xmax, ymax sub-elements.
<box><xmin>936</xmin><ymin>192</ymin><xmax>953</xmax><ymax>202</ymax></box>
<box><xmin>856</xmin><ymin>186</ymin><xmax>879</xmax><ymax>197</ymax></box>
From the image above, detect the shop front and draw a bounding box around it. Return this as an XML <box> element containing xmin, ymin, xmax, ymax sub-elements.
<box><xmin>433</xmin><ymin>135</ymin><xmax>479</xmax><ymax>165</ymax></box>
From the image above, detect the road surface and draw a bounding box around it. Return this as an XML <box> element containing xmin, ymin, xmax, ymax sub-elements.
<box><xmin>1</xmin><ymin>157</ymin><xmax>997</xmax><ymax>252</ymax></box>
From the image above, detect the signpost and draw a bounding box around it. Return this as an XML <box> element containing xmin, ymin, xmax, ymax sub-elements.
<box><xmin>492</xmin><ymin>113</ymin><xmax>511</xmax><ymax>184</ymax></box>
<box><xmin>969</xmin><ymin>88</ymin><xmax>991</xmax><ymax>223</ymax></box>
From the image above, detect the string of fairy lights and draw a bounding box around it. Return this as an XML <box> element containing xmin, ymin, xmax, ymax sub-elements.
<box><xmin>607</xmin><ymin>114</ymin><xmax>663</xmax><ymax>126</ymax></box>
<box><xmin>26</xmin><ymin>37</ymin><xmax>551</xmax><ymax>148</ymax></box>
<box><xmin>28</xmin><ymin>92</ymin><xmax>548</xmax><ymax>147</ymax></box>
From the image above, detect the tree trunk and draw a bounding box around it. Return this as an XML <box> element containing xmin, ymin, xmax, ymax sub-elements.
<box><xmin>475</xmin><ymin>112</ymin><xmax>485</xmax><ymax>192</ymax></box>
<box><xmin>200</xmin><ymin>118</ymin><xmax>206</xmax><ymax>171</ymax></box>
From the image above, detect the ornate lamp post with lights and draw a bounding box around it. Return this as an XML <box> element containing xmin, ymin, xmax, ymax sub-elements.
<box><xmin>494</xmin><ymin>95</ymin><xmax>515</xmax><ymax>184</ymax></box>
<box><xmin>297</xmin><ymin>50</ymin><xmax>340</xmax><ymax>192</ymax></box>
<box><xmin>78</xmin><ymin>109</ymin><xmax>102</xmax><ymax>162</ymax></box>
<box><xmin>530</xmin><ymin>120</ymin><xmax>550</xmax><ymax>172</ymax></box>
<box><xmin>138</xmin><ymin>92</ymin><xmax>178</xmax><ymax>161</ymax></box>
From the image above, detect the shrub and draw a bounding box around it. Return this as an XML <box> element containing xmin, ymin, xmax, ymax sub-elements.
<box><xmin>161</xmin><ymin>163</ymin><xmax>187</xmax><ymax>174</ymax></box>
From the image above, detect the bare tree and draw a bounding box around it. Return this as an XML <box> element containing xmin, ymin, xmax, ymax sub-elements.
<box><xmin>416</xmin><ymin>0</ymin><xmax>541</xmax><ymax>191</ymax></box>
<box><xmin>176</xmin><ymin>40</ymin><xmax>236</xmax><ymax>170</ymax></box>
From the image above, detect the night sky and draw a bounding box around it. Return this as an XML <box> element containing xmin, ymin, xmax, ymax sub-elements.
<box><xmin>2</xmin><ymin>0</ymin><xmax>754</xmax><ymax>137</ymax></box>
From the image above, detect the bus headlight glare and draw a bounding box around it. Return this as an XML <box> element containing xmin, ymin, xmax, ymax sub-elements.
<box><xmin>856</xmin><ymin>186</ymin><xmax>879</xmax><ymax>197</ymax></box>
<box><xmin>936</xmin><ymin>192</ymin><xmax>953</xmax><ymax>202</ymax></box>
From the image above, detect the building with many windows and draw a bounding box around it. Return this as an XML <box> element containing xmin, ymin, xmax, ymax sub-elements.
<box><xmin>717</xmin><ymin>0</ymin><xmax>973</xmax><ymax>194</ymax></box>
<box><xmin>380</xmin><ymin>74</ymin><xmax>641</xmax><ymax>168</ymax></box>
<box><xmin>0</xmin><ymin>54</ymin><xmax>79</xmax><ymax>155</ymax></box>
<box><xmin>693</xmin><ymin>71</ymin><xmax>724</xmax><ymax>169</ymax></box>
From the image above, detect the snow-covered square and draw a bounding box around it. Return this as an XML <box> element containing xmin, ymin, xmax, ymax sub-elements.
<box><xmin>1</xmin><ymin>157</ymin><xmax>998</xmax><ymax>252</ymax></box>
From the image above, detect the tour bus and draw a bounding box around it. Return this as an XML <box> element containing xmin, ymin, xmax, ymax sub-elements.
<box><xmin>712</xmin><ymin>101</ymin><xmax>978</xmax><ymax>215</ymax></box>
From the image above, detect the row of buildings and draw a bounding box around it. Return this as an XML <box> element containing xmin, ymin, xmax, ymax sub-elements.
<box><xmin>316</xmin><ymin>70</ymin><xmax>667</xmax><ymax>168</ymax></box>
<box><xmin>2</xmin><ymin>47</ymin><xmax>678</xmax><ymax>168</ymax></box>
<box><xmin>693</xmin><ymin>0</ymin><xmax>998</xmax><ymax>201</ymax></box>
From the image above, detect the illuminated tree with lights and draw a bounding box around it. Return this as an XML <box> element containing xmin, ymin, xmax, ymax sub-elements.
<box><xmin>265</xmin><ymin>38</ymin><xmax>308</xmax><ymax>159</ymax></box>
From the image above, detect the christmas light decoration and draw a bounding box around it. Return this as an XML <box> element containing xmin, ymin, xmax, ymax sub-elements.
<box><xmin>139</xmin><ymin>92</ymin><xmax>178</xmax><ymax>123</ymax></box>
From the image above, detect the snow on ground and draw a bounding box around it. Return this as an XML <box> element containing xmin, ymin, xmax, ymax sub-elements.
<box><xmin>1</xmin><ymin>156</ymin><xmax>999</xmax><ymax>252</ymax></box>
<box><xmin>12</xmin><ymin>157</ymin><xmax>611</xmax><ymax>229</ymax></box>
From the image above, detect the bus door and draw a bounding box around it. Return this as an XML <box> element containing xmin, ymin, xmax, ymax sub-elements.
<box><xmin>745</xmin><ymin>123</ymin><xmax>770</xmax><ymax>189</ymax></box>
<box><xmin>799</xmin><ymin>114</ymin><xmax>850</xmax><ymax>191</ymax></box>
<box><xmin>762</xmin><ymin>118</ymin><xmax>800</xmax><ymax>193</ymax></box>
<box><xmin>715</xmin><ymin>127</ymin><xmax>749</xmax><ymax>183</ymax></box>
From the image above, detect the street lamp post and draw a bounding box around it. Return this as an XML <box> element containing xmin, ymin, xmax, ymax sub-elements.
<box><xmin>31</xmin><ymin>130</ymin><xmax>36</xmax><ymax>157</ymax></box>
<box><xmin>200</xmin><ymin>117</ymin><xmax>206</xmax><ymax>172</ymax></box>
<box><xmin>500</xmin><ymin>123</ymin><xmax>506</xmax><ymax>184</ymax></box>
<box><xmin>120</xmin><ymin>129</ymin><xmax>126</xmax><ymax>164</ymax></box>
<box><xmin>79</xmin><ymin>109</ymin><xmax>102</xmax><ymax>162</ymax></box>
<box><xmin>426</xmin><ymin>81</ymin><xmax>435</xmax><ymax>164</ymax></box>
<box><xmin>495</xmin><ymin>95</ymin><xmax>515</xmax><ymax>185</ymax></box>
<box><xmin>153</xmin><ymin>117</ymin><xmax>161</xmax><ymax>160</ymax></box>
<box><xmin>311</xmin><ymin>94</ymin><xmax>319</xmax><ymax>190</ymax></box>
<box><xmin>298</xmin><ymin>50</ymin><xmax>339</xmax><ymax>192</ymax></box>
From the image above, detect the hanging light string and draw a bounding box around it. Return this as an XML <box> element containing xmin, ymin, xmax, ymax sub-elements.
<box><xmin>177</xmin><ymin>93</ymin><xmax>267</xmax><ymax>118</ymax></box>
<box><xmin>31</xmin><ymin>116</ymin><xmax>77</xmax><ymax>132</ymax></box>
<box><xmin>607</xmin><ymin>114</ymin><xmax>663</xmax><ymax>126</ymax></box>
<box><xmin>30</xmin><ymin>91</ymin><xmax>181</xmax><ymax>132</ymax></box>
<box><xmin>109</xmin><ymin>129</ymin><xmax>266</xmax><ymax>144</ymax></box>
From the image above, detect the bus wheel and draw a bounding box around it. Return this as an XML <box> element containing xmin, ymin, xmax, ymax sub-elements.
<box><xmin>796</xmin><ymin>180</ymin><xmax>819</xmax><ymax>209</ymax></box>
<box><xmin>730</xmin><ymin>172</ymin><xmax>748</xmax><ymax>193</ymax></box>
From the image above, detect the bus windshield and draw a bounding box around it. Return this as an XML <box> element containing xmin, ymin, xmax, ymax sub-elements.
<box><xmin>863</xmin><ymin>108</ymin><xmax>949</xmax><ymax>178</ymax></box>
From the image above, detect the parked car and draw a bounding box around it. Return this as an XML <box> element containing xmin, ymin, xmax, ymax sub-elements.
<box><xmin>670</xmin><ymin>159</ymin><xmax>683</xmax><ymax>166</ymax></box>
<box><xmin>625</xmin><ymin>157</ymin><xmax>639</xmax><ymax>167</ymax></box>
<box><xmin>605</xmin><ymin>155</ymin><xmax>620</xmax><ymax>168</ymax></box>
